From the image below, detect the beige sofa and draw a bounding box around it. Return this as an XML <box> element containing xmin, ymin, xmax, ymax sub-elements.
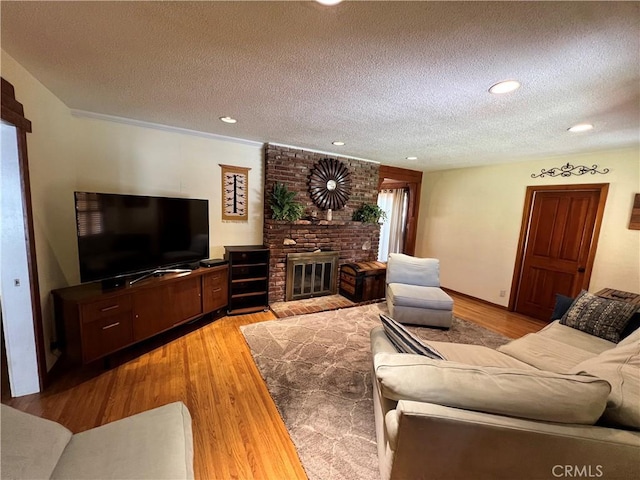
<box><xmin>1</xmin><ymin>401</ymin><xmax>194</xmax><ymax>480</ymax></box>
<box><xmin>370</xmin><ymin>320</ymin><xmax>640</xmax><ymax>480</ymax></box>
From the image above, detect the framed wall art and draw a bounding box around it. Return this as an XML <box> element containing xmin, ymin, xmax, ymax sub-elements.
<box><xmin>220</xmin><ymin>164</ymin><xmax>250</xmax><ymax>221</ymax></box>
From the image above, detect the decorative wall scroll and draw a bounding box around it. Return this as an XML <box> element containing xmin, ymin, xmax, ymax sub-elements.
<box><xmin>531</xmin><ymin>162</ymin><xmax>609</xmax><ymax>178</ymax></box>
<box><xmin>308</xmin><ymin>158</ymin><xmax>351</xmax><ymax>210</ymax></box>
<box><xmin>220</xmin><ymin>164</ymin><xmax>250</xmax><ymax>221</ymax></box>
<box><xmin>630</xmin><ymin>194</ymin><xmax>640</xmax><ymax>230</ymax></box>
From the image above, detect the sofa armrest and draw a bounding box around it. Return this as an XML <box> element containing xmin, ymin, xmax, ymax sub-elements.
<box><xmin>52</xmin><ymin>401</ymin><xmax>194</xmax><ymax>480</ymax></box>
<box><xmin>387</xmin><ymin>401</ymin><xmax>640</xmax><ymax>480</ymax></box>
<box><xmin>371</xmin><ymin>325</ymin><xmax>398</xmax><ymax>355</ymax></box>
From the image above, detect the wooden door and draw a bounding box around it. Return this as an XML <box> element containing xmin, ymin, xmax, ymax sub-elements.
<box><xmin>510</xmin><ymin>184</ymin><xmax>608</xmax><ymax>320</ymax></box>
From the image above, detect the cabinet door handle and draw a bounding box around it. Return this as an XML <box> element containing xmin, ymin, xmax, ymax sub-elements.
<box><xmin>100</xmin><ymin>305</ymin><xmax>119</xmax><ymax>312</ymax></box>
<box><xmin>212</xmin><ymin>288</ymin><xmax>222</xmax><ymax>293</ymax></box>
<box><xmin>102</xmin><ymin>322</ymin><xmax>120</xmax><ymax>330</ymax></box>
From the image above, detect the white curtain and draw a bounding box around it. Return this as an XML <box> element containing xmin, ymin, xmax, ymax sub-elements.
<box><xmin>377</xmin><ymin>189</ymin><xmax>408</xmax><ymax>262</ymax></box>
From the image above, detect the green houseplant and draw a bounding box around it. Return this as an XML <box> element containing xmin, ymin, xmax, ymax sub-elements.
<box><xmin>352</xmin><ymin>203</ymin><xmax>387</xmax><ymax>224</ymax></box>
<box><xmin>269</xmin><ymin>182</ymin><xmax>305</xmax><ymax>222</ymax></box>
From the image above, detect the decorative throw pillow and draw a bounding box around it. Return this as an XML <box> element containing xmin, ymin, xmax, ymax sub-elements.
<box><xmin>379</xmin><ymin>314</ymin><xmax>444</xmax><ymax>360</ymax></box>
<box><xmin>560</xmin><ymin>290</ymin><xmax>639</xmax><ymax>343</ymax></box>
<box><xmin>621</xmin><ymin>311</ymin><xmax>640</xmax><ymax>340</ymax></box>
<box><xmin>550</xmin><ymin>294</ymin><xmax>574</xmax><ymax>320</ymax></box>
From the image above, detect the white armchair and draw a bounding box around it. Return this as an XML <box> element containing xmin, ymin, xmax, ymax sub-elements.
<box><xmin>385</xmin><ymin>253</ymin><xmax>453</xmax><ymax>328</ymax></box>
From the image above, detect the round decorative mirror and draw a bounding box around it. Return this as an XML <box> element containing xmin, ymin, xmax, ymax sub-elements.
<box><xmin>308</xmin><ymin>158</ymin><xmax>351</xmax><ymax>210</ymax></box>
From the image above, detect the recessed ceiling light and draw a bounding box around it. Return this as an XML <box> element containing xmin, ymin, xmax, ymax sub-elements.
<box><xmin>568</xmin><ymin>123</ymin><xmax>594</xmax><ymax>133</ymax></box>
<box><xmin>406</xmin><ymin>156</ymin><xmax>418</xmax><ymax>161</ymax></box>
<box><xmin>316</xmin><ymin>0</ymin><xmax>344</xmax><ymax>5</ymax></box>
<box><xmin>488</xmin><ymin>80</ymin><xmax>521</xmax><ymax>94</ymax></box>
<box><xmin>332</xmin><ymin>141</ymin><xmax>345</xmax><ymax>146</ymax></box>
<box><xmin>219</xmin><ymin>116</ymin><xmax>237</xmax><ymax>124</ymax></box>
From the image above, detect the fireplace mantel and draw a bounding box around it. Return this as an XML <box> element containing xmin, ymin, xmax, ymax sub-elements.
<box><xmin>265</xmin><ymin>219</ymin><xmax>380</xmax><ymax>228</ymax></box>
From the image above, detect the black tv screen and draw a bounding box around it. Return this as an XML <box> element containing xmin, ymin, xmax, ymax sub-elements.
<box><xmin>75</xmin><ymin>192</ymin><xmax>209</xmax><ymax>283</ymax></box>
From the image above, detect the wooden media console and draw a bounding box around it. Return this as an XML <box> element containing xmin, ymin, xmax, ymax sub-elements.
<box><xmin>52</xmin><ymin>264</ymin><xmax>228</xmax><ymax>364</ymax></box>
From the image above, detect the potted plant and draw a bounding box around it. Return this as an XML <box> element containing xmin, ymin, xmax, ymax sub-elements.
<box><xmin>352</xmin><ymin>203</ymin><xmax>387</xmax><ymax>224</ymax></box>
<box><xmin>269</xmin><ymin>182</ymin><xmax>305</xmax><ymax>222</ymax></box>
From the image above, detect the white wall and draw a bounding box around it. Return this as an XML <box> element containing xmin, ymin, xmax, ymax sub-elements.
<box><xmin>1</xmin><ymin>123</ymin><xmax>40</xmax><ymax>396</ymax></box>
<box><xmin>70</xmin><ymin>113</ymin><xmax>265</xmax><ymax>263</ymax></box>
<box><xmin>1</xmin><ymin>51</ymin><xmax>265</xmax><ymax>376</ymax></box>
<box><xmin>416</xmin><ymin>149</ymin><xmax>640</xmax><ymax>306</ymax></box>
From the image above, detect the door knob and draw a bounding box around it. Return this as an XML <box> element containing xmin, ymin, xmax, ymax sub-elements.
<box><xmin>577</xmin><ymin>267</ymin><xmax>586</xmax><ymax>273</ymax></box>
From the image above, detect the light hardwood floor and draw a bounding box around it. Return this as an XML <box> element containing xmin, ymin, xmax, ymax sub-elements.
<box><xmin>4</xmin><ymin>292</ymin><xmax>548</xmax><ymax>479</ymax></box>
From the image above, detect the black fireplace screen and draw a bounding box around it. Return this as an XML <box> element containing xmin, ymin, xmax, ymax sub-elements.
<box><xmin>286</xmin><ymin>251</ymin><xmax>339</xmax><ymax>301</ymax></box>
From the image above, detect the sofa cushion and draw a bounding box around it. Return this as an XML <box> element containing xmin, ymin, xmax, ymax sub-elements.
<box><xmin>379</xmin><ymin>314</ymin><xmax>444</xmax><ymax>359</ymax></box>
<box><xmin>386</xmin><ymin>253</ymin><xmax>440</xmax><ymax>287</ymax></box>
<box><xmin>1</xmin><ymin>404</ymin><xmax>73</xmax><ymax>480</ymax></box>
<box><xmin>560</xmin><ymin>290</ymin><xmax>639</xmax><ymax>343</ymax></box>
<box><xmin>421</xmin><ymin>341</ymin><xmax>537</xmax><ymax>369</ymax></box>
<box><xmin>536</xmin><ymin>320</ymin><xmax>616</xmax><ymax>354</ymax></box>
<box><xmin>569</xmin><ymin>335</ymin><xmax>640</xmax><ymax>430</ymax></box>
<box><xmin>387</xmin><ymin>284</ymin><xmax>453</xmax><ymax>310</ymax></box>
<box><xmin>51</xmin><ymin>401</ymin><xmax>194</xmax><ymax>480</ymax></box>
<box><xmin>497</xmin><ymin>321</ymin><xmax>615</xmax><ymax>373</ymax></box>
<box><xmin>373</xmin><ymin>353</ymin><xmax>611</xmax><ymax>424</ymax></box>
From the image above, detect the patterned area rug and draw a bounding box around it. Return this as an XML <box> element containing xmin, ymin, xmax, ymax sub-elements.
<box><xmin>240</xmin><ymin>302</ymin><xmax>509</xmax><ymax>480</ymax></box>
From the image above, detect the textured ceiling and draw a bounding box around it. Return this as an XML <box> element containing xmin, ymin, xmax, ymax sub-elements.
<box><xmin>1</xmin><ymin>1</ymin><xmax>639</xmax><ymax>170</ymax></box>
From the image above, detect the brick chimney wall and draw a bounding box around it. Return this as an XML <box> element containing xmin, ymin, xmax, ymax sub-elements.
<box><xmin>264</xmin><ymin>144</ymin><xmax>381</xmax><ymax>303</ymax></box>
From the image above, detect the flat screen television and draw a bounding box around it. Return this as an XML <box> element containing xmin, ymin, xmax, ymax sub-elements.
<box><xmin>75</xmin><ymin>192</ymin><xmax>209</xmax><ymax>284</ymax></box>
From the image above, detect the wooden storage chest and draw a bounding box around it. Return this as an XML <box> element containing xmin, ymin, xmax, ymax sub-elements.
<box><xmin>339</xmin><ymin>261</ymin><xmax>386</xmax><ymax>302</ymax></box>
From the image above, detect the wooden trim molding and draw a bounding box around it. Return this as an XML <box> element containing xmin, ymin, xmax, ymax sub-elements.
<box><xmin>2</xmin><ymin>79</ymin><xmax>32</xmax><ymax>132</ymax></box>
<box><xmin>378</xmin><ymin>165</ymin><xmax>423</xmax><ymax>256</ymax></box>
<box><xmin>442</xmin><ymin>287</ymin><xmax>508</xmax><ymax>310</ymax></box>
<box><xmin>629</xmin><ymin>193</ymin><xmax>640</xmax><ymax>230</ymax></box>
<box><xmin>1</xmin><ymin>77</ymin><xmax>47</xmax><ymax>392</ymax></box>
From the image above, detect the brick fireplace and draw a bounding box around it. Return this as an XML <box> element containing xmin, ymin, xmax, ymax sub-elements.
<box><xmin>264</xmin><ymin>144</ymin><xmax>381</xmax><ymax>303</ymax></box>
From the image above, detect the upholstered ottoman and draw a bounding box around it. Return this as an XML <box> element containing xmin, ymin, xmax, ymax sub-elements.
<box><xmin>385</xmin><ymin>253</ymin><xmax>453</xmax><ymax>328</ymax></box>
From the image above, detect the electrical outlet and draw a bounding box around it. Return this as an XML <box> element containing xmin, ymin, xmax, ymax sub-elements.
<box><xmin>499</xmin><ymin>290</ymin><xmax>506</xmax><ymax>297</ymax></box>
